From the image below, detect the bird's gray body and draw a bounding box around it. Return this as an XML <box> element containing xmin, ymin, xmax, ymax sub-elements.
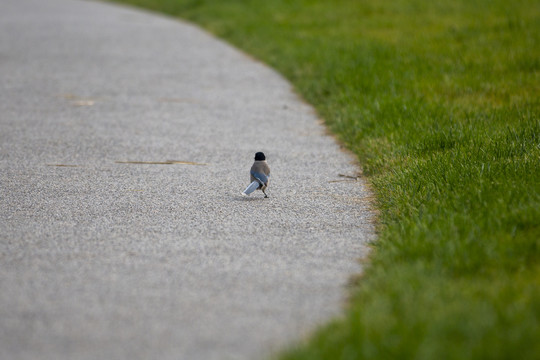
<box><xmin>243</xmin><ymin>160</ymin><xmax>270</xmax><ymax>197</ymax></box>
<box><xmin>250</xmin><ymin>160</ymin><xmax>270</xmax><ymax>186</ymax></box>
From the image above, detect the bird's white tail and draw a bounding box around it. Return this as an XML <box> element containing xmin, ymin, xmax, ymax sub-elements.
<box><xmin>242</xmin><ymin>181</ymin><xmax>260</xmax><ymax>196</ymax></box>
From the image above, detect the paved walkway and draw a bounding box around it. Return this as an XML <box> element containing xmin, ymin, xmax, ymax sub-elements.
<box><xmin>0</xmin><ymin>0</ymin><xmax>375</xmax><ymax>359</ymax></box>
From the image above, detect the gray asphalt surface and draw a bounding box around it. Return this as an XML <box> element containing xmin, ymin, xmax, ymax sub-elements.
<box><xmin>0</xmin><ymin>0</ymin><xmax>375</xmax><ymax>359</ymax></box>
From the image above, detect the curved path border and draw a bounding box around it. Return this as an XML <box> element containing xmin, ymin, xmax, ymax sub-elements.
<box><xmin>0</xmin><ymin>0</ymin><xmax>375</xmax><ymax>359</ymax></box>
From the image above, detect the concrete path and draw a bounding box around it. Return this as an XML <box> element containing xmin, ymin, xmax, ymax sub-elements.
<box><xmin>0</xmin><ymin>0</ymin><xmax>375</xmax><ymax>359</ymax></box>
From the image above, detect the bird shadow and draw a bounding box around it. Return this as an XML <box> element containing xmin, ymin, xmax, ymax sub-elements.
<box><xmin>232</xmin><ymin>195</ymin><xmax>269</xmax><ymax>202</ymax></box>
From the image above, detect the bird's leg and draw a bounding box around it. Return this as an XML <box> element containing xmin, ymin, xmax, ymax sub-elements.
<box><xmin>262</xmin><ymin>189</ymin><xmax>269</xmax><ymax>198</ymax></box>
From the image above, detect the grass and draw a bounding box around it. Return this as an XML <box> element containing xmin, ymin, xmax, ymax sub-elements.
<box><xmin>108</xmin><ymin>0</ymin><xmax>539</xmax><ymax>358</ymax></box>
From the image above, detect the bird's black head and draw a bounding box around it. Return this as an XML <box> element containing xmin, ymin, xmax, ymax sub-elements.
<box><xmin>254</xmin><ymin>152</ymin><xmax>266</xmax><ymax>161</ymax></box>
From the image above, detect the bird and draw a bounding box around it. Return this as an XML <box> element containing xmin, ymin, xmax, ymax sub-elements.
<box><xmin>242</xmin><ymin>152</ymin><xmax>270</xmax><ymax>198</ymax></box>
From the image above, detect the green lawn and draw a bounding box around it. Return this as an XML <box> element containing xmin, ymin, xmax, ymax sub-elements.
<box><xmin>110</xmin><ymin>0</ymin><xmax>539</xmax><ymax>358</ymax></box>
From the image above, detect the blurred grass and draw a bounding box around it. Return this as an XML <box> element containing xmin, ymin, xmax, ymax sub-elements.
<box><xmin>109</xmin><ymin>0</ymin><xmax>539</xmax><ymax>358</ymax></box>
